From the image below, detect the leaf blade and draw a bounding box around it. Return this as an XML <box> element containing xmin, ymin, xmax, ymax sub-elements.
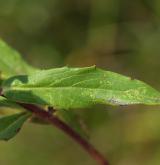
<box><xmin>0</xmin><ymin>112</ymin><xmax>31</xmax><ymax>141</ymax></box>
<box><xmin>3</xmin><ymin>66</ymin><xmax>160</xmax><ymax>109</ymax></box>
<box><xmin>0</xmin><ymin>96</ymin><xmax>26</xmax><ymax>116</ymax></box>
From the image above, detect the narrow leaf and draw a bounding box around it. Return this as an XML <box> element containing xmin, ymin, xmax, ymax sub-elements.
<box><xmin>2</xmin><ymin>66</ymin><xmax>160</xmax><ymax>109</ymax></box>
<box><xmin>0</xmin><ymin>96</ymin><xmax>26</xmax><ymax>116</ymax></box>
<box><xmin>0</xmin><ymin>112</ymin><xmax>31</xmax><ymax>141</ymax></box>
<box><xmin>0</xmin><ymin>96</ymin><xmax>23</xmax><ymax>108</ymax></box>
<box><xmin>0</xmin><ymin>39</ymin><xmax>37</xmax><ymax>78</ymax></box>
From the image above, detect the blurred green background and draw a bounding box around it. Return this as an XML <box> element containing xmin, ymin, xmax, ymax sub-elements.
<box><xmin>1</xmin><ymin>0</ymin><xmax>160</xmax><ymax>165</ymax></box>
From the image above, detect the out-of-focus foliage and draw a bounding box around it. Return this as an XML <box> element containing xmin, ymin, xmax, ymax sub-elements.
<box><xmin>0</xmin><ymin>0</ymin><xmax>160</xmax><ymax>165</ymax></box>
<box><xmin>0</xmin><ymin>39</ymin><xmax>36</xmax><ymax>78</ymax></box>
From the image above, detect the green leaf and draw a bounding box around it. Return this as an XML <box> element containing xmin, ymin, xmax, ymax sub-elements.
<box><xmin>2</xmin><ymin>66</ymin><xmax>160</xmax><ymax>109</ymax></box>
<box><xmin>0</xmin><ymin>96</ymin><xmax>22</xmax><ymax>108</ymax></box>
<box><xmin>0</xmin><ymin>39</ymin><xmax>37</xmax><ymax>78</ymax></box>
<box><xmin>0</xmin><ymin>112</ymin><xmax>31</xmax><ymax>141</ymax></box>
<box><xmin>0</xmin><ymin>96</ymin><xmax>26</xmax><ymax>116</ymax></box>
<box><xmin>0</xmin><ymin>96</ymin><xmax>46</xmax><ymax>124</ymax></box>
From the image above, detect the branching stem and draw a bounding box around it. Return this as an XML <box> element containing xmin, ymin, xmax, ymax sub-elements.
<box><xmin>18</xmin><ymin>103</ymin><xmax>110</xmax><ymax>165</ymax></box>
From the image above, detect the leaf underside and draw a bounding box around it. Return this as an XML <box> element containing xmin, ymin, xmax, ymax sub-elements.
<box><xmin>0</xmin><ymin>112</ymin><xmax>31</xmax><ymax>141</ymax></box>
<box><xmin>2</xmin><ymin>66</ymin><xmax>160</xmax><ymax>109</ymax></box>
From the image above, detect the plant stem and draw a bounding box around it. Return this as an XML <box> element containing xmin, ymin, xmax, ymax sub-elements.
<box><xmin>19</xmin><ymin>103</ymin><xmax>110</xmax><ymax>165</ymax></box>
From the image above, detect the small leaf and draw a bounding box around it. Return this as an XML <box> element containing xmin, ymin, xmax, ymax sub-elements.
<box><xmin>0</xmin><ymin>96</ymin><xmax>45</xmax><ymax>124</ymax></box>
<box><xmin>0</xmin><ymin>96</ymin><xmax>26</xmax><ymax>116</ymax></box>
<box><xmin>2</xmin><ymin>66</ymin><xmax>160</xmax><ymax>109</ymax></box>
<box><xmin>0</xmin><ymin>112</ymin><xmax>31</xmax><ymax>141</ymax></box>
<box><xmin>0</xmin><ymin>96</ymin><xmax>22</xmax><ymax>108</ymax></box>
<box><xmin>0</xmin><ymin>39</ymin><xmax>37</xmax><ymax>78</ymax></box>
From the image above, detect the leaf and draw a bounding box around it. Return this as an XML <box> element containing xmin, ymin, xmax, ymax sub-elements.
<box><xmin>0</xmin><ymin>96</ymin><xmax>22</xmax><ymax>108</ymax></box>
<box><xmin>0</xmin><ymin>39</ymin><xmax>37</xmax><ymax>78</ymax></box>
<box><xmin>0</xmin><ymin>96</ymin><xmax>46</xmax><ymax>124</ymax></box>
<box><xmin>2</xmin><ymin>66</ymin><xmax>160</xmax><ymax>109</ymax></box>
<box><xmin>0</xmin><ymin>112</ymin><xmax>31</xmax><ymax>141</ymax></box>
<box><xmin>0</xmin><ymin>96</ymin><xmax>26</xmax><ymax>116</ymax></box>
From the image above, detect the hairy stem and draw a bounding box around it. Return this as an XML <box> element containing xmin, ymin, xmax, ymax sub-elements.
<box><xmin>18</xmin><ymin>103</ymin><xmax>110</xmax><ymax>165</ymax></box>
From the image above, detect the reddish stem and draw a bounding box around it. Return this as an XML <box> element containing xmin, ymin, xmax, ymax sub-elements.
<box><xmin>19</xmin><ymin>103</ymin><xmax>110</xmax><ymax>165</ymax></box>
